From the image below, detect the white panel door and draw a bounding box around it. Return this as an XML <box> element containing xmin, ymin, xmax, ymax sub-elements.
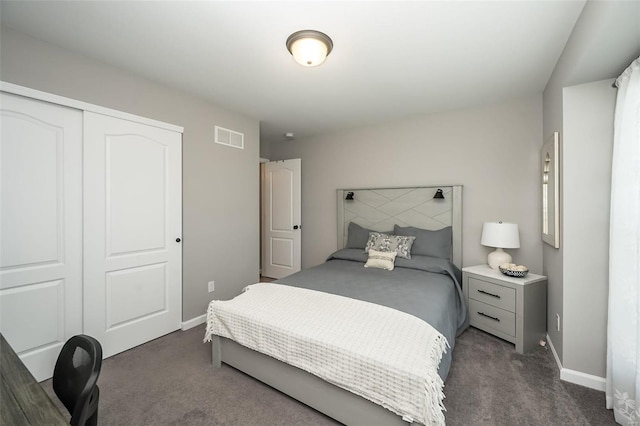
<box><xmin>262</xmin><ymin>159</ymin><xmax>301</xmax><ymax>279</ymax></box>
<box><xmin>0</xmin><ymin>92</ymin><xmax>83</xmax><ymax>381</ymax></box>
<box><xmin>83</xmin><ymin>112</ymin><xmax>182</xmax><ymax>358</ymax></box>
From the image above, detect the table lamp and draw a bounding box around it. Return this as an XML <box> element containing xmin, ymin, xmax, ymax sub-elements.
<box><xmin>481</xmin><ymin>221</ymin><xmax>520</xmax><ymax>270</ymax></box>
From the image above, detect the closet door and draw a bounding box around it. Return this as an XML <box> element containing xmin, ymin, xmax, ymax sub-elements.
<box><xmin>0</xmin><ymin>92</ymin><xmax>83</xmax><ymax>381</ymax></box>
<box><xmin>83</xmin><ymin>112</ymin><xmax>182</xmax><ymax>358</ymax></box>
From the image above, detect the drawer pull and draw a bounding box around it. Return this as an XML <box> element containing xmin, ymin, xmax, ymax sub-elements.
<box><xmin>478</xmin><ymin>312</ymin><xmax>501</xmax><ymax>322</ymax></box>
<box><xmin>478</xmin><ymin>289</ymin><xmax>501</xmax><ymax>299</ymax></box>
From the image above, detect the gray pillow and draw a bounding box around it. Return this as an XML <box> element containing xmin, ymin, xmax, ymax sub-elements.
<box><xmin>346</xmin><ymin>222</ymin><xmax>392</xmax><ymax>249</ymax></box>
<box><xmin>393</xmin><ymin>225</ymin><xmax>452</xmax><ymax>259</ymax></box>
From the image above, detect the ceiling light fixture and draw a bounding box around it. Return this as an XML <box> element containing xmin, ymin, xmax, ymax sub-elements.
<box><xmin>286</xmin><ymin>30</ymin><xmax>333</xmax><ymax>67</ymax></box>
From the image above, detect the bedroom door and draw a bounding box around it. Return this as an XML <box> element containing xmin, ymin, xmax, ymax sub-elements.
<box><xmin>83</xmin><ymin>112</ymin><xmax>182</xmax><ymax>358</ymax></box>
<box><xmin>262</xmin><ymin>159</ymin><xmax>301</xmax><ymax>279</ymax></box>
<box><xmin>0</xmin><ymin>92</ymin><xmax>83</xmax><ymax>381</ymax></box>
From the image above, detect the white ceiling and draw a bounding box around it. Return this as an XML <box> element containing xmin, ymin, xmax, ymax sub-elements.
<box><xmin>0</xmin><ymin>1</ymin><xmax>586</xmax><ymax>144</ymax></box>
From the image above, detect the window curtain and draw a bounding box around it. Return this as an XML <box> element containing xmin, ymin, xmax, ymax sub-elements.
<box><xmin>607</xmin><ymin>56</ymin><xmax>640</xmax><ymax>426</ymax></box>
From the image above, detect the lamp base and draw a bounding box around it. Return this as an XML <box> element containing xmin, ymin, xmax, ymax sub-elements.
<box><xmin>487</xmin><ymin>248</ymin><xmax>512</xmax><ymax>270</ymax></box>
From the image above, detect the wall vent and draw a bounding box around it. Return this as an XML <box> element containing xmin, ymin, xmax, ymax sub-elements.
<box><xmin>215</xmin><ymin>126</ymin><xmax>244</xmax><ymax>149</ymax></box>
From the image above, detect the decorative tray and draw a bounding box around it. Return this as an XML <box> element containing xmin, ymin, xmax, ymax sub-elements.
<box><xmin>499</xmin><ymin>264</ymin><xmax>529</xmax><ymax>278</ymax></box>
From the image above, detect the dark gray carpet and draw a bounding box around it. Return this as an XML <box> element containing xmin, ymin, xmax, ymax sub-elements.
<box><xmin>42</xmin><ymin>326</ymin><xmax>615</xmax><ymax>425</ymax></box>
<box><xmin>444</xmin><ymin>328</ymin><xmax>615</xmax><ymax>425</ymax></box>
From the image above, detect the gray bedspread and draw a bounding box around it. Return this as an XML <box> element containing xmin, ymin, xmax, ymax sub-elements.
<box><xmin>275</xmin><ymin>248</ymin><xmax>469</xmax><ymax>380</ymax></box>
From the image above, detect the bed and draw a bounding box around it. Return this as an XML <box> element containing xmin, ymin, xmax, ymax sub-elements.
<box><xmin>205</xmin><ymin>186</ymin><xmax>468</xmax><ymax>425</ymax></box>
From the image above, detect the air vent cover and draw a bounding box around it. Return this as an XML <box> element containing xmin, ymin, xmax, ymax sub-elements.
<box><xmin>215</xmin><ymin>126</ymin><xmax>244</xmax><ymax>149</ymax></box>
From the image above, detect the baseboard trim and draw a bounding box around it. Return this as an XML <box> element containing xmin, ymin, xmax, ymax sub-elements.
<box><xmin>545</xmin><ymin>333</ymin><xmax>606</xmax><ymax>392</ymax></box>
<box><xmin>546</xmin><ymin>333</ymin><xmax>563</xmax><ymax>372</ymax></box>
<box><xmin>181</xmin><ymin>314</ymin><xmax>206</xmax><ymax>331</ymax></box>
<box><xmin>560</xmin><ymin>368</ymin><xmax>606</xmax><ymax>392</ymax></box>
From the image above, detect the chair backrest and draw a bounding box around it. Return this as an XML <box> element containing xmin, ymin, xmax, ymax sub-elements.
<box><xmin>53</xmin><ymin>335</ymin><xmax>103</xmax><ymax>426</ymax></box>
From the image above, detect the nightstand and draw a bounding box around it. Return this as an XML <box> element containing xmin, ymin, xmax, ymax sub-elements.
<box><xmin>462</xmin><ymin>265</ymin><xmax>547</xmax><ymax>353</ymax></box>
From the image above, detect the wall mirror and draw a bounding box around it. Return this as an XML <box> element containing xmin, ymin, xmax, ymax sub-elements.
<box><xmin>542</xmin><ymin>132</ymin><xmax>560</xmax><ymax>248</ymax></box>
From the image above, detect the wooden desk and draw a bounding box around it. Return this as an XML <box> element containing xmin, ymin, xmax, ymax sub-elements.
<box><xmin>0</xmin><ymin>333</ymin><xmax>68</xmax><ymax>425</ymax></box>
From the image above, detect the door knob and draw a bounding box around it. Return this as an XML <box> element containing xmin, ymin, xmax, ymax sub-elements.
<box><xmin>293</xmin><ymin>225</ymin><xmax>299</xmax><ymax>230</ymax></box>
<box><xmin>176</xmin><ymin>238</ymin><xmax>181</xmax><ymax>242</ymax></box>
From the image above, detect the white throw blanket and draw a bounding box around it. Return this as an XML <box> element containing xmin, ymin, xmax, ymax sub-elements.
<box><xmin>204</xmin><ymin>283</ymin><xmax>448</xmax><ymax>425</ymax></box>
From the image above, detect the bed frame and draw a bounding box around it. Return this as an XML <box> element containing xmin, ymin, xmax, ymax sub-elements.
<box><xmin>211</xmin><ymin>185</ymin><xmax>463</xmax><ymax>425</ymax></box>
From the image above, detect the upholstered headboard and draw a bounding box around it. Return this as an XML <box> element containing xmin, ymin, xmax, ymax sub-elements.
<box><xmin>336</xmin><ymin>186</ymin><xmax>463</xmax><ymax>269</ymax></box>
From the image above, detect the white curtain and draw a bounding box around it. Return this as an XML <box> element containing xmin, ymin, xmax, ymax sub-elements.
<box><xmin>607</xmin><ymin>56</ymin><xmax>640</xmax><ymax>426</ymax></box>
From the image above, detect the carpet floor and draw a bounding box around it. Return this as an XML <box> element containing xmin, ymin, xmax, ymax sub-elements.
<box><xmin>42</xmin><ymin>326</ymin><xmax>615</xmax><ymax>425</ymax></box>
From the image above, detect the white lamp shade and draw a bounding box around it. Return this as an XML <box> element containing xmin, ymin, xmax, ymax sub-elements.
<box><xmin>290</xmin><ymin>37</ymin><xmax>329</xmax><ymax>67</ymax></box>
<box><xmin>481</xmin><ymin>222</ymin><xmax>520</xmax><ymax>270</ymax></box>
<box><xmin>481</xmin><ymin>222</ymin><xmax>520</xmax><ymax>249</ymax></box>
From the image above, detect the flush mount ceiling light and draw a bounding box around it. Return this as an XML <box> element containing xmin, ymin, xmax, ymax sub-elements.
<box><xmin>286</xmin><ymin>30</ymin><xmax>333</xmax><ymax>67</ymax></box>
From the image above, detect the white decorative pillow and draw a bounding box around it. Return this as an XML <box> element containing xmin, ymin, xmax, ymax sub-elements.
<box><xmin>364</xmin><ymin>249</ymin><xmax>397</xmax><ymax>271</ymax></box>
<box><xmin>364</xmin><ymin>232</ymin><xmax>416</xmax><ymax>259</ymax></box>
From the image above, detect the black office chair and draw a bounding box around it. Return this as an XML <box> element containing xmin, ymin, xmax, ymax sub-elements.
<box><xmin>53</xmin><ymin>335</ymin><xmax>103</xmax><ymax>426</ymax></box>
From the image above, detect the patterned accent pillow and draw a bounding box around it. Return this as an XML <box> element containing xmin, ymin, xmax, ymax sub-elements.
<box><xmin>364</xmin><ymin>232</ymin><xmax>416</xmax><ymax>259</ymax></box>
<box><xmin>346</xmin><ymin>222</ymin><xmax>392</xmax><ymax>249</ymax></box>
<box><xmin>364</xmin><ymin>249</ymin><xmax>397</xmax><ymax>271</ymax></box>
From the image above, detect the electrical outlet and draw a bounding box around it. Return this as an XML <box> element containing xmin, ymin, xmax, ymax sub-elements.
<box><xmin>556</xmin><ymin>313</ymin><xmax>561</xmax><ymax>332</ymax></box>
<box><xmin>208</xmin><ymin>281</ymin><xmax>215</xmax><ymax>293</ymax></box>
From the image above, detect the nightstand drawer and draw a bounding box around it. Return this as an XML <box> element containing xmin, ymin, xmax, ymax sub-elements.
<box><xmin>469</xmin><ymin>299</ymin><xmax>516</xmax><ymax>337</ymax></box>
<box><xmin>469</xmin><ymin>277</ymin><xmax>516</xmax><ymax>312</ymax></box>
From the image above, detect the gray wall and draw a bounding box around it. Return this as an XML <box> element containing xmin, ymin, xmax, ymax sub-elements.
<box><xmin>563</xmin><ymin>80</ymin><xmax>615</xmax><ymax>377</ymax></box>
<box><xmin>0</xmin><ymin>28</ymin><xmax>261</xmax><ymax>321</ymax></box>
<box><xmin>270</xmin><ymin>95</ymin><xmax>544</xmax><ymax>273</ymax></box>
<box><xmin>542</xmin><ymin>0</ymin><xmax>640</xmax><ymax>376</ymax></box>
